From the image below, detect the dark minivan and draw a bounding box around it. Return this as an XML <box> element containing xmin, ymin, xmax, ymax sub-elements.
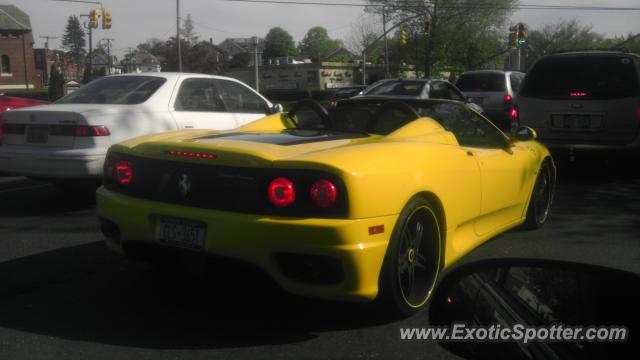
<box><xmin>516</xmin><ymin>50</ymin><xmax>640</xmax><ymax>152</ymax></box>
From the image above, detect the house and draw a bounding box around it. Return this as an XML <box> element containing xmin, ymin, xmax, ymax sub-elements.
<box><xmin>91</xmin><ymin>52</ymin><xmax>120</xmax><ymax>75</ymax></box>
<box><xmin>0</xmin><ymin>5</ymin><xmax>38</xmax><ymax>91</ymax></box>
<box><xmin>121</xmin><ymin>52</ymin><xmax>161</xmax><ymax>73</ymax></box>
<box><xmin>218</xmin><ymin>37</ymin><xmax>265</xmax><ymax>66</ymax></box>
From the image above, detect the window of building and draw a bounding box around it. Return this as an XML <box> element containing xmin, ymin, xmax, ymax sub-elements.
<box><xmin>1</xmin><ymin>55</ymin><xmax>11</xmax><ymax>75</ymax></box>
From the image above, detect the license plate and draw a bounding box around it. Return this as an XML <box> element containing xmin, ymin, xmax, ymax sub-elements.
<box><xmin>27</xmin><ymin>126</ymin><xmax>49</xmax><ymax>143</ymax></box>
<box><xmin>550</xmin><ymin>114</ymin><xmax>603</xmax><ymax>130</ymax></box>
<box><xmin>156</xmin><ymin>216</ymin><xmax>206</xmax><ymax>249</ymax></box>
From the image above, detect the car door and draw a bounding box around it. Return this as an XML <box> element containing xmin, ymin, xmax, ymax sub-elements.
<box><xmin>435</xmin><ymin>103</ymin><xmax>530</xmax><ymax>235</ymax></box>
<box><xmin>170</xmin><ymin>77</ymin><xmax>238</xmax><ymax>130</ymax></box>
<box><xmin>215</xmin><ymin>79</ymin><xmax>271</xmax><ymax>126</ymax></box>
<box><xmin>464</xmin><ymin>110</ymin><xmax>532</xmax><ymax>235</ymax></box>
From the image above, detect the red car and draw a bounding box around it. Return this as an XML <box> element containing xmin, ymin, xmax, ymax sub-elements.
<box><xmin>0</xmin><ymin>96</ymin><xmax>49</xmax><ymax>113</ymax></box>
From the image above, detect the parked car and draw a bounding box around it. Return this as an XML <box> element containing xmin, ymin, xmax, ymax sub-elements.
<box><xmin>328</xmin><ymin>85</ymin><xmax>368</xmax><ymax>108</ymax></box>
<box><xmin>0</xmin><ymin>96</ymin><xmax>49</xmax><ymax>113</ymax></box>
<box><xmin>356</xmin><ymin>78</ymin><xmax>485</xmax><ymax>114</ymax></box>
<box><xmin>0</xmin><ymin>73</ymin><xmax>279</xmax><ymax>181</ymax></box>
<box><xmin>516</xmin><ymin>50</ymin><xmax>640</xmax><ymax>156</ymax></box>
<box><xmin>97</xmin><ymin>97</ymin><xmax>554</xmax><ymax>316</ymax></box>
<box><xmin>455</xmin><ymin>70</ymin><xmax>524</xmax><ymax>131</ymax></box>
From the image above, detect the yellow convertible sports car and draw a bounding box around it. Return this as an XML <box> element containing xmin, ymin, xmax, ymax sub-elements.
<box><xmin>97</xmin><ymin>97</ymin><xmax>555</xmax><ymax>315</ymax></box>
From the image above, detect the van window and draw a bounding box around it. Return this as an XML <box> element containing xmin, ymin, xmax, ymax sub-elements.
<box><xmin>520</xmin><ymin>55</ymin><xmax>640</xmax><ymax>100</ymax></box>
<box><xmin>456</xmin><ymin>73</ymin><xmax>506</xmax><ymax>92</ymax></box>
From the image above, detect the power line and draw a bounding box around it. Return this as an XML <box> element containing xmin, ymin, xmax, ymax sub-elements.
<box><xmin>219</xmin><ymin>0</ymin><xmax>640</xmax><ymax>10</ymax></box>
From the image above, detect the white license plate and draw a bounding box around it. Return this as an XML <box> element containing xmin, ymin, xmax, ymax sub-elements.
<box><xmin>156</xmin><ymin>216</ymin><xmax>206</xmax><ymax>249</ymax></box>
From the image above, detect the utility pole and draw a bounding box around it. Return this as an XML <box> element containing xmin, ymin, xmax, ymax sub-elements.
<box><xmin>102</xmin><ymin>38</ymin><xmax>114</xmax><ymax>74</ymax></box>
<box><xmin>40</xmin><ymin>36</ymin><xmax>58</xmax><ymax>86</ymax></box>
<box><xmin>414</xmin><ymin>32</ymin><xmax>419</xmax><ymax>78</ymax></box>
<box><xmin>176</xmin><ymin>0</ymin><xmax>182</xmax><ymax>72</ymax></box>
<box><xmin>252</xmin><ymin>36</ymin><xmax>259</xmax><ymax>91</ymax></box>
<box><xmin>424</xmin><ymin>0</ymin><xmax>437</xmax><ymax>78</ymax></box>
<box><xmin>382</xmin><ymin>7</ymin><xmax>389</xmax><ymax>78</ymax></box>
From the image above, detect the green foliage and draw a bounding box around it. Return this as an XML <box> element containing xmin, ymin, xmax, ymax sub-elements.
<box><xmin>264</xmin><ymin>27</ymin><xmax>297</xmax><ymax>59</ymax></box>
<box><xmin>228</xmin><ymin>52</ymin><xmax>251</xmax><ymax>68</ymax></box>
<box><xmin>526</xmin><ymin>19</ymin><xmax>606</xmax><ymax>59</ymax></box>
<box><xmin>48</xmin><ymin>64</ymin><xmax>65</xmax><ymax>102</ymax></box>
<box><xmin>331</xmin><ymin>54</ymin><xmax>352</xmax><ymax>63</ymax></box>
<box><xmin>298</xmin><ymin>26</ymin><xmax>340</xmax><ymax>62</ymax></box>
<box><xmin>61</xmin><ymin>15</ymin><xmax>86</xmax><ymax>67</ymax></box>
<box><xmin>367</xmin><ymin>0</ymin><xmax>517</xmax><ymax>76</ymax></box>
<box><xmin>182</xmin><ymin>14</ymin><xmax>199</xmax><ymax>45</ymax></box>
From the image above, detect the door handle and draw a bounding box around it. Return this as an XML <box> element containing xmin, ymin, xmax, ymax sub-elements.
<box><xmin>466</xmin><ymin>150</ymin><xmax>474</xmax><ymax>156</ymax></box>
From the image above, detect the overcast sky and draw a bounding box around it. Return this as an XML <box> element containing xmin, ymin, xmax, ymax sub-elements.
<box><xmin>11</xmin><ymin>0</ymin><xmax>640</xmax><ymax>58</ymax></box>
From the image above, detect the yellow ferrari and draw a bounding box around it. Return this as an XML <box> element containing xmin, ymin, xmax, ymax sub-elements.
<box><xmin>97</xmin><ymin>97</ymin><xmax>555</xmax><ymax>315</ymax></box>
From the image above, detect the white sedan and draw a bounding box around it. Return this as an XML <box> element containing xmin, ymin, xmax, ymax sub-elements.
<box><xmin>0</xmin><ymin>73</ymin><xmax>279</xmax><ymax>180</ymax></box>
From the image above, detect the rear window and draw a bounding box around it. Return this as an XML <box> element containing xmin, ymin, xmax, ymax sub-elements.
<box><xmin>520</xmin><ymin>55</ymin><xmax>640</xmax><ymax>100</ymax></box>
<box><xmin>455</xmin><ymin>73</ymin><xmax>506</xmax><ymax>92</ymax></box>
<box><xmin>362</xmin><ymin>80</ymin><xmax>425</xmax><ymax>96</ymax></box>
<box><xmin>56</xmin><ymin>76</ymin><xmax>166</xmax><ymax>105</ymax></box>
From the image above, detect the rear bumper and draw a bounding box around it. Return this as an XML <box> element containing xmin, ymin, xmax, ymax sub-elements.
<box><xmin>0</xmin><ymin>146</ymin><xmax>105</xmax><ymax>179</ymax></box>
<box><xmin>96</xmin><ymin>187</ymin><xmax>397</xmax><ymax>302</ymax></box>
<box><xmin>541</xmin><ymin>139</ymin><xmax>640</xmax><ymax>151</ymax></box>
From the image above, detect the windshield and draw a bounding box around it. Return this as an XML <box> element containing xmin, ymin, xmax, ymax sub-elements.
<box><xmin>361</xmin><ymin>80</ymin><xmax>426</xmax><ymax>96</ymax></box>
<box><xmin>520</xmin><ymin>55</ymin><xmax>640</xmax><ymax>100</ymax></box>
<box><xmin>55</xmin><ymin>76</ymin><xmax>167</xmax><ymax>105</ymax></box>
<box><xmin>456</xmin><ymin>73</ymin><xmax>506</xmax><ymax>92</ymax></box>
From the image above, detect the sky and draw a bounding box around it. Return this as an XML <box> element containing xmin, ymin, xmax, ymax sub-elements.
<box><xmin>10</xmin><ymin>0</ymin><xmax>640</xmax><ymax>58</ymax></box>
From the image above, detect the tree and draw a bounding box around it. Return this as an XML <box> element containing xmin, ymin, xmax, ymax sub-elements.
<box><xmin>182</xmin><ymin>14</ymin><xmax>199</xmax><ymax>45</ymax></box>
<box><xmin>298</xmin><ymin>26</ymin><xmax>340</xmax><ymax>62</ymax></box>
<box><xmin>263</xmin><ymin>27</ymin><xmax>297</xmax><ymax>59</ymax></box>
<box><xmin>48</xmin><ymin>63</ymin><xmax>65</xmax><ymax>101</ymax></box>
<box><xmin>526</xmin><ymin>19</ymin><xmax>605</xmax><ymax>60</ymax></box>
<box><xmin>61</xmin><ymin>15</ymin><xmax>86</xmax><ymax>78</ymax></box>
<box><xmin>366</xmin><ymin>0</ymin><xmax>517</xmax><ymax>77</ymax></box>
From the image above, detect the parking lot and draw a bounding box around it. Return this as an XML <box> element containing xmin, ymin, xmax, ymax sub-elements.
<box><xmin>1</xmin><ymin>157</ymin><xmax>638</xmax><ymax>360</ymax></box>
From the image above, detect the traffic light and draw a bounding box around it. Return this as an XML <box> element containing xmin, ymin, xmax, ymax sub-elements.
<box><xmin>516</xmin><ymin>23</ymin><xmax>527</xmax><ymax>48</ymax></box>
<box><xmin>423</xmin><ymin>19</ymin><xmax>431</xmax><ymax>37</ymax></box>
<box><xmin>400</xmin><ymin>30</ymin><xmax>407</xmax><ymax>46</ymax></box>
<box><xmin>102</xmin><ymin>8</ymin><xmax>112</xmax><ymax>29</ymax></box>
<box><xmin>88</xmin><ymin>8</ymin><xmax>100</xmax><ymax>29</ymax></box>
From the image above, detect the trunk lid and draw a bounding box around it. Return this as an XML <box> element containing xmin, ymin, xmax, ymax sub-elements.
<box><xmin>127</xmin><ymin>129</ymin><xmax>376</xmax><ymax>167</ymax></box>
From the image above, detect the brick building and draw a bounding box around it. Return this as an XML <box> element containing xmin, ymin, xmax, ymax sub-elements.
<box><xmin>0</xmin><ymin>5</ymin><xmax>37</xmax><ymax>91</ymax></box>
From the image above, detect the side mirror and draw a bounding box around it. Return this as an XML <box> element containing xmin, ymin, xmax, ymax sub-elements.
<box><xmin>270</xmin><ymin>103</ymin><xmax>284</xmax><ymax>114</ymax></box>
<box><xmin>428</xmin><ymin>259</ymin><xmax>638</xmax><ymax>359</ymax></box>
<box><xmin>514</xmin><ymin>126</ymin><xmax>537</xmax><ymax>141</ymax></box>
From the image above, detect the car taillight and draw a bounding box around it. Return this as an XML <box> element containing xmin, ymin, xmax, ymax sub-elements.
<box><xmin>0</xmin><ymin>114</ymin><xmax>4</xmax><ymax>145</ymax></box>
<box><xmin>310</xmin><ymin>179</ymin><xmax>337</xmax><ymax>208</ymax></box>
<box><xmin>509</xmin><ymin>105</ymin><xmax>520</xmax><ymax>125</ymax></box>
<box><xmin>329</xmin><ymin>97</ymin><xmax>337</xmax><ymax>109</ymax></box>
<box><xmin>75</xmin><ymin>125</ymin><xmax>110</xmax><ymax>137</ymax></box>
<box><xmin>504</xmin><ymin>94</ymin><xmax>512</xmax><ymax>103</ymax></box>
<box><xmin>268</xmin><ymin>177</ymin><xmax>296</xmax><ymax>207</ymax></box>
<box><xmin>114</xmin><ymin>161</ymin><xmax>133</xmax><ymax>185</ymax></box>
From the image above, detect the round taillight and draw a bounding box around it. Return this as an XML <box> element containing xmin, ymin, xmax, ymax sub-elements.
<box><xmin>268</xmin><ymin>177</ymin><xmax>295</xmax><ymax>207</ymax></box>
<box><xmin>114</xmin><ymin>161</ymin><xmax>133</xmax><ymax>185</ymax></box>
<box><xmin>310</xmin><ymin>179</ymin><xmax>337</xmax><ymax>208</ymax></box>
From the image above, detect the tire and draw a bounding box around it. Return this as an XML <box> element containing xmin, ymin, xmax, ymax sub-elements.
<box><xmin>523</xmin><ymin>159</ymin><xmax>554</xmax><ymax>229</ymax></box>
<box><xmin>377</xmin><ymin>197</ymin><xmax>443</xmax><ymax>317</ymax></box>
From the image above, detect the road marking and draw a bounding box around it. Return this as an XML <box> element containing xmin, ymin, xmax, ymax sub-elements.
<box><xmin>0</xmin><ymin>184</ymin><xmax>50</xmax><ymax>194</ymax></box>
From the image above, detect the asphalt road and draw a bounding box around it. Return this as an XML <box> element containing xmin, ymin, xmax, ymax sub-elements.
<box><xmin>0</xmin><ymin>157</ymin><xmax>638</xmax><ymax>360</ymax></box>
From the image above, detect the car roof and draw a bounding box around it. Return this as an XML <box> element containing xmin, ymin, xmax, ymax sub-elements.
<box><xmin>102</xmin><ymin>72</ymin><xmax>246</xmax><ymax>82</ymax></box>
<box><xmin>338</xmin><ymin>95</ymin><xmax>464</xmax><ymax>107</ymax></box>
<box><xmin>459</xmin><ymin>70</ymin><xmax>524</xmax><ymax>76</ymax></box>
<box><xmin>546</xmin><ymin>50</ymin><xmax>639</xmax><ymax>58</ymax></box>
